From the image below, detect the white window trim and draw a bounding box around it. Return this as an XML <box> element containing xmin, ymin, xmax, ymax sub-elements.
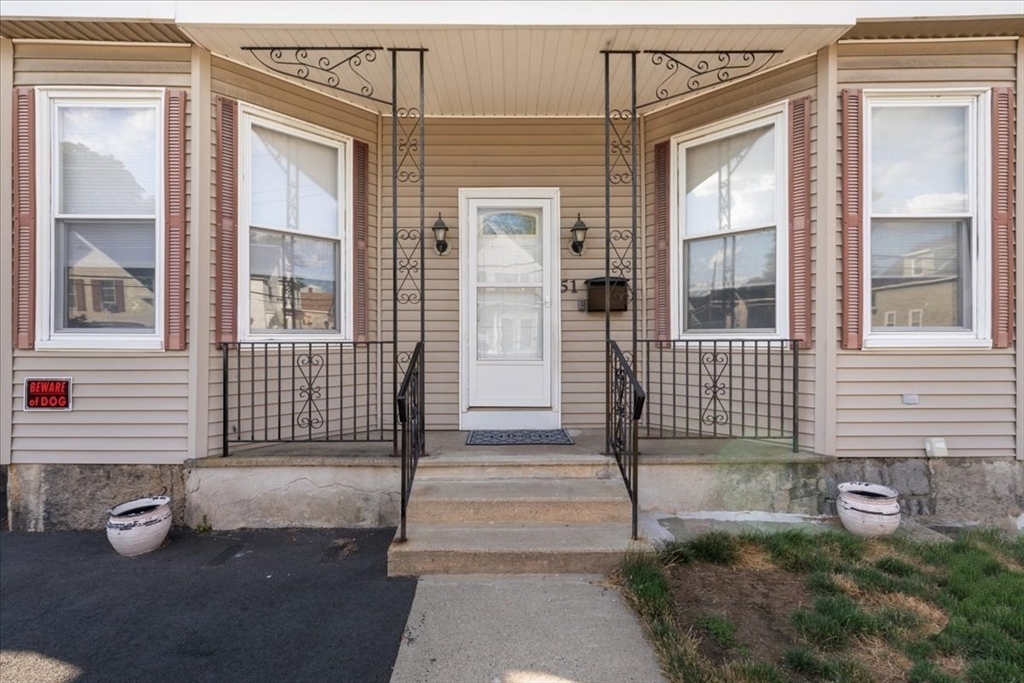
<box><xmin>35</xmin><ymin>87</ymin><xmax>166</xmax><ymax>351</ymax></box>
<box><xmin>237</xmin><ymin>103</ymin><xmax>354</xmax><ymax>342</ymax></box>
<box><xmin>669</xmin><ymin>101</ymin><xmax>790</xmax><ymax>341</ymax></box>
<box><xmin>861</xmin><ymin>88</ymin><xmax>992</xmax><ymax>350</ymax></box>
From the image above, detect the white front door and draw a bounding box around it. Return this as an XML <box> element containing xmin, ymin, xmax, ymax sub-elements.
<box><xmin>459</xmin><ymin>188</ymin><xmax>561</xmax><ymax>429</ymax></box>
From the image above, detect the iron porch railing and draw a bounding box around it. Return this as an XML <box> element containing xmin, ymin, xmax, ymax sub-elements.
<box><xmin>220</xmin><ymin>341</ymin><xmax>395</xmax><ymax>457</ymax></box>
<box><xmin>607</xmin><ymin>340</ymin><xmax>646</xmax><ymax>540</ymax></box>
<box><xmin>396</xmin><ymin>341</ymin><xmax>425</xmax><ymax>543</ymax></box>
<box><xmin>638</xmin><ymin>339</ymin><xmax>800</xmax><ymax>453</ymax></box>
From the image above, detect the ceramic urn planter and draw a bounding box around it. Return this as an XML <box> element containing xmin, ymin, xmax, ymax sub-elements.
<box><xmin>837</xmin><ymin>482</ymin><xmax>901</xmax><ymax>537</ymax></box>
<box><xmin>106</xmin><ymin>496</ymin><xmax>172</xmax><ymax>556</ymax></box>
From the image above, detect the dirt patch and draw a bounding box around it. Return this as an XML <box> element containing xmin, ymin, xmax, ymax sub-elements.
<box><xmin>665</xmin><ymin>561</ymin><xmax>812</xmax><ymax>666</ymax></box>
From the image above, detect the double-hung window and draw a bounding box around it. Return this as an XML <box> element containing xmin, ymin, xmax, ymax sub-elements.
<box><xmin>239</xmin><ymin>106</ymin><xmax>351</xmax><ymax>339</ymax></box>
<box><xmin>37</xmin><ymin>89</ymin><xmax>164</xmax><ymax>349</ymax></box>
<box><xmin>864</xmin><ymin>91</ymin><xmax>990</xmax><ymax>348</ymax></box>
<box><xmin>673</xmin><ymin>104</ymin><xmax>788</xmax><ymax>336</ymax></box>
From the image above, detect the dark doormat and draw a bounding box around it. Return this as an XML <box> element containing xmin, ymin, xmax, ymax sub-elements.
<box><xmin>466</xmin><ymin>429</ymin><xmax>574</xmax><ymax>446</ymax></box>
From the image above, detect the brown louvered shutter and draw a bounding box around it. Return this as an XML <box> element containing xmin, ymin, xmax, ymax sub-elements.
<box><xmin>840</xmin><ymin>89</ymin><xmax>864</xmax><ymax>350</ymax></box>
<box><xmin>789</xmin><ymin>96</ymin><xmax>812</xmax><ymax>349</ymax></box>
<box><xmin>13</xmin><ymin>87</ymin><xmax>36</xmax><ymax>350</ymax></box>
<box><xmin>991</xmin><ymin>87</ymin><xmax>1015</xmax><ymax>349</ymax></box>
<box><xmin>114</xmin><ymin>280</ymin><xmax>126</xmax><ymax>313</ymax></box>
<box><xmin>74</xmin><ymin>280</ymin><xmax>86</xmax><ymax>312</ymax></box>
<box><xmin>353</xmin><ymin>140</ymin><xmax>369</xmax><ymax>342</ymax></box>
<box><xmin>92</xmin><ymin>281</ymin><xmax>103</xmax><ymax>312</ymax></box>
<box><xmin>165</xmin><ymin>89</ymin><xmax>187</xmax><ymax>350</ymax></box>
<box><xmin>654</xmin><ymin>140</ymin><xmax>671</xmax><ymax>342</ymax></box>
<box><xmin>215</xmin><ymin>96</ymin><xmax>238</xmax><ymax>344</ymax></box>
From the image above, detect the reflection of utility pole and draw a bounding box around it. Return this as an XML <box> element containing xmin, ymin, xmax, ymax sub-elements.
<box><xmin>265</xmin><ymin>137</ymin><xmax>301</xmax><ymax>328</ymax></box>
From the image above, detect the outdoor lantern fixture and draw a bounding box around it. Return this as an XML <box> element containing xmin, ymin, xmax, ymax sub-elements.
<box><xmin>432</xmin><ymin>213</ymin><xmax>450</xmax><ymax>255</ymax></box>
<box><xmin>569</xmin><ymin>214</ymin><xmax>588</xmax><ymax>255</ymax></box>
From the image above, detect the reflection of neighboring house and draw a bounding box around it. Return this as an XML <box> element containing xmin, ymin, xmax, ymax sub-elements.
<box><xmin>297</xmin><ymin>287</ymin><xmax>335</xmax><ymax>329</ymax></box>
<box><xmin>65</xmin><ymin>272</ymin><xmax>154</xmax><ymax>327</ymax></box>
<box><xmin>872</xmin><ymin>242</ymin><xmax>960</xmax><ymax>329</ymax></box>
<box><xmin>687</xmin><ymin>280</ymin><xmax>776</xmax><ymax>330</ymax></box>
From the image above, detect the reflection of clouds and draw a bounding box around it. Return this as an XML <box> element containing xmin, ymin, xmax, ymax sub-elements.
<box><xmin>685</xmin><ymin>124</ymin><xmax>776</xmax><ymax>234</ymax></box>
<box><xmin>687</xmin><ymin>230</ymin><xmax>773</xmax><ymax>294</ymax></box>
<box><xmin>871</xmin><ymin>106</ymin><xmax>967</xmax><ymax>214</ymax></box>
<box><xmin>61</xmin><ymin>107</ymin><xmax>156</xmax><ymax>199</ymax></box>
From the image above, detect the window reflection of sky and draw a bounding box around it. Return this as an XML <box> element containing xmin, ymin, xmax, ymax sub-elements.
<box><xmin>250</xmin><ymin>124</ymin><xmax>339</xmax><ymax>237</ymax></box>
<box><xmin>476</xmin><ymin>210</ymin><xmax>543</xmax><ymax>284</ymax></box>
<box><xmin>871</xmin><ymin>106</ymin><xmax>967</xmax><ymax>215</ymax></box>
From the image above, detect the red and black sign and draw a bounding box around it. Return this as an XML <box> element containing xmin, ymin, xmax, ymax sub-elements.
<box><xmin>24</xmin><ymin>377</ymin><xmax>73</xmax><ymax>411</ymax></box>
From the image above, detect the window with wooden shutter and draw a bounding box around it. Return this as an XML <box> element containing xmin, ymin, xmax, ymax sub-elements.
<box><xmin>669</xmin><ymin>103</ymin><xmax>789</xmax><ymax>337</ymax></box>
<box><xmin>13</xmin><ymin>87</ymin><xmax>35</xmax><ymax>350</ymax></box>
<box><xmin>34</xmin><ymin>88</ymin><xmax>165</xmax><ymax>350</ymax></box>
<box><xmin>858</xmin><ymin>89</ymin><xmax>1000</xmax><ymax>349</ymax></box>
<box><xmin>236</xmin><ymin>104</ymin><xmax>355</xmax><ymax>340</ymax></box>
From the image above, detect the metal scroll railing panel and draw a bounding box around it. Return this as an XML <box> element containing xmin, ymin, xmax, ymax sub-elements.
<box><xmin>637</xmin><ymin>339</ymin><xmax>800</xmax><ymax>453</ymax></box>
<box><xmin>396</xmin><ymin>341</ymin><xmax>425</xmax><ymax>542</ymax></box>
<box><xmin>220</xmin><ymin>341</ymin><xmax>394</xmax><ymax>457</ymax></box>
<box><xmin>606</xmin><ymin>340</ymin><xmax>646</xmax><ymax>540</ymax></box>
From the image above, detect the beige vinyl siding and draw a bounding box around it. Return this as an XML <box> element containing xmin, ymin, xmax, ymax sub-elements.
<box><xmin>643</xmin><ymin>56</ymin><xmax>819</xmax><ymax>449</ymax></box>
<box><xmin>383</xmin><ymin>117</ymin><xmax>634</xmax><ymax>428</ymax></box>
<box><xmin>10</xmin><ymin>42</ymin><xmax>192</xmax><ymax>465</ymax></box>
<box><xmin>207</xmin><ymin>57</ymin><xmax>381</xmax><ymax>454</ymax></box>
<box><xmin>833</xmin><ymin>39</ymin><xmax>1018</xmax><ymax>459</ymax></box>
<box><xmin>13</xmin><ymin>43</ymin><xmax>191</xmax><ymax>87</ymax></box>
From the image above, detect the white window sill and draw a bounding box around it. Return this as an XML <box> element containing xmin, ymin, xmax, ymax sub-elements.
<box><xmin>862</xmin><ymin>335</ymin><xmax>992</xmax><ymax>351</ymax></box>
<box><xmin>239</xmin><ymin>335</ymin><xmax>353</xmax><ymax>344</ymax></box>
<box><xmin>34</xmin><ymin>337</ymin><xmax>165</xmax><ymax>352</ymax></box>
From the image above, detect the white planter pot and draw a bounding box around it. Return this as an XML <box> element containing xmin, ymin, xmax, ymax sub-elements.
<box><xmin>106</xmin><ymin>496</ymin><xmax>172</xmax><ymax>556</ymax></box>
<box><xmin>837</xmin><ymin>482</ymin><xmax>901</xmax><ymax>537</ymax></box>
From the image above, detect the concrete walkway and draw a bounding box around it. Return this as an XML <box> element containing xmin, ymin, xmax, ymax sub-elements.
<box><xmin>390</xmin><ymin>574</ymin><xmax>667</xmax><ymax>683</ymax></box>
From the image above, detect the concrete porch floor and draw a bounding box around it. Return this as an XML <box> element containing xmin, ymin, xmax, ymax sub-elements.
<box><xmin>213</xmin><ymin>428</ymin><xmax>801</xmax><ymax>464</ymax></box>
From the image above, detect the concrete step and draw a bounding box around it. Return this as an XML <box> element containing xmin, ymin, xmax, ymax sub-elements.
<box><xmin>406</xmin><ymin>479</ymin><xmax>632</xmax><ymax>524</ymax></box>
<box><xmin>387</xmin><ymin>522</ymin><xmax>647</xmax><ymax>576</ymax></box>
<box><xmin>415</xmin><ymin>453</ymin><xmax>619</xmax><ymax>481</ymax></box>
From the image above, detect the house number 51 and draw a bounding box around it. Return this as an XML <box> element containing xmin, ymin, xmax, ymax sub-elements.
<box><xmin>560</xmin><ymin>279</ymin><xmax>578</xmax><ymax>293</ymax></box>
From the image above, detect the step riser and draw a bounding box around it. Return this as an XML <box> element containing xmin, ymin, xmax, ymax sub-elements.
<box><xmin>387</xmin><ymin>550</ymin><xmax>626</xmax><ymax>576</ymax></box>
<box><xmin>406</xmin><ymin>500</ymin><xmax>631</xmax><ymax>525</ymax></box>
<box><xmin>416</xmin><ymin>463</ymin><xmax>619</xmax><ymax>481</ymax></box>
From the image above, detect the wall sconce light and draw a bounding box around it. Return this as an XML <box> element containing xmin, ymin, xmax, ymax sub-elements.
<box><xmin>569</xmin><ymin>214</ymin><xmax>588</xmax><ymax>255</ymax></box>
<box><xmin>432</xmin><ymin>213</ymin><xmax>449</xmax><ymax>255</ymax></box>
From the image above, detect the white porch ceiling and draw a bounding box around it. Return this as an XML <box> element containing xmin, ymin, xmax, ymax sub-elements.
<box><xmin>181</xmin><ymin>25</ymin><xmax>850</xmax><ymax>116</ymax></box>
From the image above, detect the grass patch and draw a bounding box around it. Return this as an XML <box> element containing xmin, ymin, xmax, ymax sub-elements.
<box><xmin>621</xmin><ymin>527</ymin><xmax>1024</xmax><ymax>683</ymax></box>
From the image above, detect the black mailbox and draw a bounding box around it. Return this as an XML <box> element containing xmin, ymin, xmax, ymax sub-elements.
<box><xmin>584</xmin><ymin>277</ymin><xmax>628</xmax><ymax>312</ymax></box>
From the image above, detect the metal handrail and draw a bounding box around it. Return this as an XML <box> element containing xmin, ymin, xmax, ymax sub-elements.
<box><xmin>396</xmin><ymin>341</ymin><xmax>425</xmax><ymax>542</ymax></box>
<box><xmin>607</xmin><ymin>340</ymin><xmax>646</xmax><ymax>539</ymax></box>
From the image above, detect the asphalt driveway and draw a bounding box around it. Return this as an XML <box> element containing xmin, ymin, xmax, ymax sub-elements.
<box><xmin>0</xmin><ymin>528</ymin><xmax>416</xmax><ymax>683</ymax></box>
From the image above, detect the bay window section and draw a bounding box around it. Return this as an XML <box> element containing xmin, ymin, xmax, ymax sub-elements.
<box><xmin>675</xmin><ymin>109</ymin><xmax>786</xmax><ymax>336</ymax></box>
<box><xmin>865</xmin><ymin>96</ymin><xmax>986</xmax><ymax>346</ymax></box>
<box><xmin>241</xmin><ymin>111</ymin><xmax>350</xmax><ymax>338</ymax></box>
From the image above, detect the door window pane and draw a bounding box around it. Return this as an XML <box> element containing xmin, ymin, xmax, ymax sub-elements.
<box><xmin>685</xmin><ymin>124</ymin><xmax>776</xmax><ymax>236</ymax></box>
<box><xmin>684</xmin><ymin>228</ymin><xmax>776</xmax><ymax>331</ymax></box>
<box><xmin>59</xmin><ymin>107</ymin><xmax>156</xmax><ymax>215</ymax></box>
<box><xmin>476</xmin><ymin>210</ymin><xmax>543</xmax><ymax>284</ymax></box>
<box><xmin>871</xmin><ymin>106</ymin><xmax>968</xmax><ymax>215</ymax></box>
<box><xmin>249</xmin><ymin>228</ymin><xmax>338</xmax><ymax>332</ymax></box>
<box><xmin>251</xmin><ymin>124</ymin><xmax>339</xmax><ymax>237</ymax></box>
<box><xmin>57</xmin><ymin>221</ymin><xmax>156</xmax><ymax>332</ymax></box>
<box><xmin>477</xmin><ymin>287</ymin><xmax>543</xmax><ymax>360</ymax></box>
<box><xmin>870</xmin><ymin>220</ymin><xmax>970</xmax><ymax>330</ymax></box>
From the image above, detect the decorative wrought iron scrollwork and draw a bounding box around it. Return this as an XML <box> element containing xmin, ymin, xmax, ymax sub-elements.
<box><xmin>608</xmin><ymin>228</ymin><xmax>637</xmax><ymax>305</ymax></box>
<box><xmin>700</xmin><ymin>351</ymin><xmax>730</xmax><ymax>427</ymax></box>
<box><xmin>394</xmin><ymin>228</ymin><xmax>423</xmax><ymax>306</ymax></box>
<box><xmin>395</xmin><ymin>107</ymin><xmax>423</xmax><ymax>184</ymax></box>
<box><xmin>640</xmin><ymin>51</ymin><xmax>781</xmax><ymax>108</ymax></box>
<box><xmin>608</xmin><ymin>108</ymin><xmax>634</xmax><ymax>186</ymax></box>
<box><xmin>243</xmin><ymin>47</ymin><xmax>390</xmax><ymax>106</ymax></box>
<box><xmin>295</xmin><ymin>352</ymin><xmax>325</xmax><ymax>430</ymax></box>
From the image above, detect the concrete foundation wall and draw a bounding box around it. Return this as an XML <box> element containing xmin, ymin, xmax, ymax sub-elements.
<box><xmin>6</xmin><ymin>464</ymin><xmax>186</xmax><ymax>531</ymax></box>
<box><xmin>827</xmin><ymin>457</ymin><xmax>1023</xmax><ymax>532</ymax></box>
<box><xmin>184</xmin><ymin>462</ymin><xmax>400</xmax><ymax>530</ymax></box>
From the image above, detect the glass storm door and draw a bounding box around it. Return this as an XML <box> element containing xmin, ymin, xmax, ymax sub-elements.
<box><xmin>460</xmin><ymin>190</ymin><xmax>560</xmax><ymax>429</ymax></box>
